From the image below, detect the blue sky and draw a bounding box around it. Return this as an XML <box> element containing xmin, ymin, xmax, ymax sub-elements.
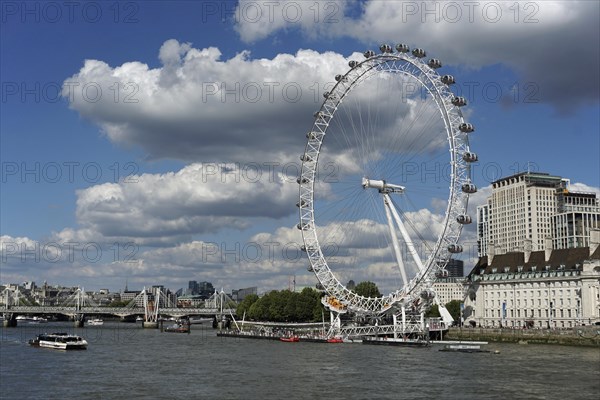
<box><xmin>1</xmin><ymin>1</ymin><xmax>599</xmax><ymax>293</ymax></box>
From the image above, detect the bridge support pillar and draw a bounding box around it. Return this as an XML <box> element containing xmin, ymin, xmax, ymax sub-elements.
<box><xmin>74</xmin><ymin>313</ymin><xmax>84</xmax><ymax>328</ymax></box>
<box><xmin>142</xmin><ymin>321</ymin><xmax>158</xmax><ymax>329</ymax></box>
<box><xmin>2</xmin><ymin>314</ymin><xmax>17</xmax><ymax>327</ymax></box>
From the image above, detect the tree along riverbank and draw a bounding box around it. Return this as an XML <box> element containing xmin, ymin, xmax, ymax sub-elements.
<box><xmin>444</xmin><ymin>326</ymin><xmax>600</xmax><ymax>347</ymax></box>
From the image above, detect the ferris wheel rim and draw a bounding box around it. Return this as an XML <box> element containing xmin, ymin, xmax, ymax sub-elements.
<box><xmin>298</xmin><ymin>47</ymin><xmax>475</xmax><ymax>315</ymax></box>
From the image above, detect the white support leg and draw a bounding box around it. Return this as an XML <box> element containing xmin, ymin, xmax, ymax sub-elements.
<box><xmin>384</xmin><ymin>193</ymin><xmax>425</xmax><ymax>273</ymax></box>
<box><xmin>383</xmin><ymin>196</ymin><xmax>409</xmax><ymax>286</ymax></box>
<box><xmin>328</xmin><ymin>310</ymin><xmax>341</xmax><ymax>339</ymax></box>
<box><xmin>402</xmin><ymin>305</ymin><xmax>406</xmax><ymax>335</ymax></box>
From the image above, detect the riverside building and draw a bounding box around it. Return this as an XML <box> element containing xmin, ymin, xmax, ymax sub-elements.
<box><xmin>432</xmin><ymin>277</ymin><xmax>465</xmax><ymax>305</ymax></box>
<box><xmin>464</xmin><ymin>230</ymin><xmax>600</xmax><ymax>328</ymax></box>
<box><xmin>477</xmin><ymin>172</ymin><xmax>567</xmax><ymax>256</ymax></box>
<box><xmin>553</xmin><ymin>190</ymin><xmax>600</xmax><ymax>249</ymax></box>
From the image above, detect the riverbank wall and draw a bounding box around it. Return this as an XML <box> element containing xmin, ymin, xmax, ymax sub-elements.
<box><xmin>444</xmin><ymin>326</ymin><xmax>600</xmax><ymax>347</ymax></box>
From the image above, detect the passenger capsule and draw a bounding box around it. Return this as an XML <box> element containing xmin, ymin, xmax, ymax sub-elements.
<box><xmin>363</xmin><ymin>50</ymin><xmax>375</xmax><ymax>58</ymax></box>
<box><xmin>441</xmin><ymin>75</ymin><xmax>455</xmax><ymax>85</ymax></box>
<box><xmin>300</xmin><ymin>154</ymin><xmax>313</xmax><ymax>162</ymax></box>
<box><xmin>395</xmin><ymin>43</ymin><xmax>410</xmax><ymax>53</ymax></box>
<box><xmin>296</xmin><ymin>200</ymin><xmax>307</xmax><ymax>208</ymax></box>
<box><xmin>316</xmin><ymin>283</ymin><xmax>324</xmax><ymax>290</ymax></box>
<box><xmin>313</xmin><ymin>111</ymin><xmax>323</xmax><ymax>119</ymax></box>
<box><xmin>348</xmin><ymin>60</ymin><xmax>359</xmax><ymax>68</ymax></box>
<box><xmin>461</xmin><ymin>183</ymin><xmax>478</xmax><ymax>194</ymax></box>
<box><xmin>412</xmin><ymin>48</ymin><xmax>426</xmax><ymax>58</ymax></box>
<box><xmin>306</xmin><ymin>131</ymin><xmax>319</xmax><ymax>140</ymax></box>
<box><xmin>297</xmin><ymin>223</ymin><xmax>310</xmax><ymax>230</ymax></box>
<box><xmin>379</xmin><ymin>44</ymin><xmax>392</xmax><ymax>53</ymax></box>
<box><xmin>297</xmin><ymin>177</ymin><xmax>308</xmax><ymax>184</ymax></box>
<box><xmin>456</xmin><ymin>215</ymin><xmax>473</xmax><ymax>224</ymax></box>
<box><xmin>459</xmin><ymin>123</ymin><xmax>475</xmax><ymax>133</ymax></box>
<box><xmin>452</xmin><ymin>96</ymin><xmax>467</xmax><ymax>107</ymax></box>
<box><xmin>323</xmin><ymin>91</ymin><xmax>330</xmax><ymax>99</ymax></box>
<box><xmin>447</xmin><ymin>244</ymin><xmax>463</xmax><ymax>253</ymax></box>
<box><xmin>420</xmin><ymin>289</ymin><xmax>435</xmax><ymax>300</ymax></box>
<box><xmin>335</xmin><ymin>74</ymin><xmax>343</xmax><ymax>82</ymax></box>
<box><xmin>462</xmin><ymin>152</ymin><xmax>478</xmax><ymax>162</ymax></box>
<box><xmin>427</xmin><ymin>58</ymin><xmax>442</xmax><ymax>69</ymax></box>
<box><xmin>436</xmin><ymin>269</ymin><xmax>449</xmax><ymax>278</ymax></box>
<box><xmin>307</xmin><ymin>265</ymin><xmax>314</xmax><ymax>272</ymax></box>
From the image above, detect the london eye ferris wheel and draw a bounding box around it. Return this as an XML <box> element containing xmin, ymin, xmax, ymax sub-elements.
<box><xmin>298</xmin><ymin>44</ymin><xmax>478</xmax><ymax>317</ymax></box>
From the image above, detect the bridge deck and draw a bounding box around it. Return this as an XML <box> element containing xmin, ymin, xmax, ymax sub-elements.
<box><xmin>1</xmin><ymin>306</ymin><xmax>235</xmax><ymax>317</ymax></box>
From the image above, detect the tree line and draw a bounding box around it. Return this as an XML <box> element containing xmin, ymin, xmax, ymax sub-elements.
<box><xmin>236</xmin><ymin>281</ymin><xmax>385</xmax><ymax>322</ymax></box>
<box><xmin>236</xmin><ymin>281</ymin><xmax>463</xmax><ymax>323</ymax></box>
<box><xmin>236</xmin><ymin>287</ymin><xmax>326</xmax><ymax>322</ymax></box>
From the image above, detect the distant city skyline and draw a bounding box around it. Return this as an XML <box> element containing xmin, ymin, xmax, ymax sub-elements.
<box><xmin>1</xmin><ymin>1</ymin><xmax>599</xmax><ymax>293</ymax></box>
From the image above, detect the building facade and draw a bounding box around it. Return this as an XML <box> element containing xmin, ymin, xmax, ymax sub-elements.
<box><xmin>445</xmin><ymin>259</ymin><xmax>464</xmax><ymax>277</ymax></box>
<box><xmin>485</xmin><ymin>172</ymin><xmax>568</xmax><ymax>255</ymax></box>
<box><xmin>433</xmin><ymin>277</ymin><xmax>465</xmax><ymax>305</ymax></box>
<box><xmin>231</xmin><ymin>286</ymin><xmax>258</xmax><ymax>302</ymax></box>
<box><xmin>553</xmin><ymin>190</ymin><xmax>599</xmax><ymax>249</ymax></box>
<box><xmin>464</xmin><ymin>230</ymin><xmax>600</xmax><ymax>328</ymax></box>
<box><xmin>477</xmin><ymin>204</ymin><xmax>490</xmax><ymax>257</ymax></box>
<box><xmin>478</xmin><ymin>172</ymin><xmax>599</xmax><ymax>257</ymax></box>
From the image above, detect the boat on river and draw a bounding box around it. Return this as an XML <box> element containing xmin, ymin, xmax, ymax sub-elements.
<box><xmin>87</xmin><ymin>319</ymin><xmax>104</xmax><ymax>326</ymax></box>
<box><xmin>279</xmin><ymin>336</ymin><xmax>300</xmax><ymax>342</ymax></box>
<box><xmin>439</xmin><ymin>344</ymin><xmax>492</xmax><ymax>353</ymax></box>
<box><xmin>16</xmin><ymin>316</ymin><xmax>47</xmax><ymax>323</ymax></box>
<box><xmin>362</xmin><ymin>337</ymin><xmax>429</xmax><ymax>347</ymax></box>
<box><xmin>189</xmin><ymin>317</ymin><xmax>213</xmax><ymax>325</ymax></box>
<box><xmin>29</xmin><ymin>333</ymin><xmax>88</xmax><ymax>350</ymax></box>
<box><xmin>164</xmin><ymin>322</ymin><xmax>190</xmax><ymax>333</ymax></box>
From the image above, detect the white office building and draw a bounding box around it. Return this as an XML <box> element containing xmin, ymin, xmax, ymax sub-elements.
<box><xmin>553</xmin><ymin>190</ymin><xmax>599</xmax><ymax>249</ymax></box>
<box><xmin>433</xmin><ymin>278</ymin><xmax>465</xmax><ymax>305</ymax></box>
<box><xmin>483</xmin><ymin>172</ymin><xmax>568</xmax><ymax>255</ymax></box>
<box><xmin>464</xmin><ymin>230</ymin><xmax>600</xmax><ymax>328</ymax></box>
<box><xmin>478</xmin><ymin>172</ymin><xmax>599</xmax><ymax>257</ymax></box>
<box><xmin>477</xmin><ymin>204</ymin><xmax>490</xmax><ymax>257</ymax></box>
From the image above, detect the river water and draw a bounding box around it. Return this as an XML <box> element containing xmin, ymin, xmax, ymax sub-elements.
<box><xmin>1</xmin><ymin>322</ymin><xmax>599</xmax><ymax>400</ymax></box>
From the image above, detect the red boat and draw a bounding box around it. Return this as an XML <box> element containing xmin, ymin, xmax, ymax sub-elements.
<box><xmin>279</xmin><ymin>336</ymin><xmax>300</xmax><ymax>342</ymax></box>
<box><xmin>327</xmin><ymin>337</ymin><xmax>344</xmax><ymax>343</ymax></box>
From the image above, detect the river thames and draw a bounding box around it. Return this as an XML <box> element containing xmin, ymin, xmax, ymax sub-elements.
<box><xmin>1</xmin><ymin>322</ymin><xmax>599</xmax><ymax>400</ymax></box>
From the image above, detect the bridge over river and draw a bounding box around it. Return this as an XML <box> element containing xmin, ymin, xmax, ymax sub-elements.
<box><xmin>1</xmin><ymin>287</ymin><xmax>236</xmax><ymax>328</ymax></box>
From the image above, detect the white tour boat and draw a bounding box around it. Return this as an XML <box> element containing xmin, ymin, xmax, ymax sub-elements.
<box><xmin>29</xmin><ymin>333</ymin><xmax>88</xmax><ymax>350</ymax></box>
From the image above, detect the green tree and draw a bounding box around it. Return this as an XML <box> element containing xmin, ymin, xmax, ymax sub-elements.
<box><xmin>425</xmin><ymin>304</ymin><xmax>440</xmax><ymax>318</ymax></box>
<box><xmin>283</xmin><ymin>291</ymin><xmax>299</xmax><ymax>322</ymax></box>
<box><xmin>244</xmin><ymin>288</ymin><xmax>327</xmax><ymax>322</ymax></box>
<box><xmin>296</xmin><ymin>287</ymin><xmax>317</xmax><ymax>322</ymax></box>
<box><xmin>353</xmin><ymin>281</ymin><xmax>381</xmax><ymax>298</ymax></box>
<box><xmin>268</xmin><ymin>290</ymin><xmax>287</xmax><ymax>321</ymax></box>
<box><xmin>236</xmin><ymin>294</ymin><xmax>259</xmax><ymax>317</ymax></box>
<box><xmin>248</xmin><ymin>294</ymin><xmax>271</xmax><ymax>320</ymax></box>
<box><xmin>445</xmin><ymin>300</ymin><xmax>462</xmax><ymax>322</ymax></box>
